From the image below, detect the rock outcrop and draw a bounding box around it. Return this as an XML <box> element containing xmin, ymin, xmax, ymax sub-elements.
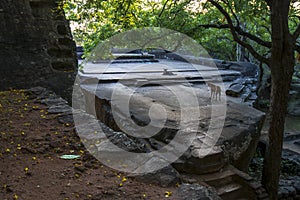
<box><xmin>76</xmin><ymin>54</ymin><xmax>267</xmax><ymax>199</ymax></box>
<box><xmin>0</xmin><ymin>0</ymin><xmax>77</xmax><ymax>101</ymax></box>
<box><xmin>79</xmin><ymin>82</ymin><xmax>265</xmax><ymax>175</ymax></box>
<box><xmin>178</xmin><ymin>184</ymin><xmax>222</xmax><ymax>200</ymax></box>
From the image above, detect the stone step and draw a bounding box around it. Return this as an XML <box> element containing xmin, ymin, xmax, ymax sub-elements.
<box><xmin>172</xmin><ymin>146</ymin><xmax>226</xmax><ymax>175</ymax></box>
<box><xmin>229</xmin><ymin>166</ymin><xmax>269</xmax><ymax>200</ymax></box>
<box><xmin>217</xmin><ymin>183</ymin><xmax>243</xmax><ymax>199</ymax></box>
<box><xmin>182</xmin><ymin>165</ymin><xmax>269</xmax><ymax>200</ymax></box>
<box><xmin>197</xmin><ymin>169</ymin><xmax>236</xmax><ymax>187</ymax></box>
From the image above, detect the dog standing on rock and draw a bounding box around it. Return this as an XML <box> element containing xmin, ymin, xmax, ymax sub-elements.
<box><xmin>207</xmin><ymin>82</ymin><xmax>221</xmax><ymax>101</ymax></box>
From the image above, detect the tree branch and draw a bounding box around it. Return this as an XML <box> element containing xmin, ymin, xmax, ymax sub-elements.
<box><xmin>158</xmin><ymin>0</ymin><xmax>170</xmax><ymax>18</ymax></box>
<box><xmin>193</xmin><ymin>23</ymin><xmax>272</xmax><ymax>48</ymax></box>
<box><xmin>220</xmin><ymin>0</ymin><xmax>240</xmax><ymax>26</ymax></box>
<box><xmin>262</xmin><ymin>24</ymin><xmax>272</xmax><ymax>35</ymax></box>
<box><xmin>207</xmin><ymin>0</ymin><xmax>270</xmax><ymax>65</ymax></box>
<box><xmin>124</xmin><ymin>0</ymin><xmax>132</xmax><ymax>16</ymax></box>
<box><xmin>292</xmin><ymin>23</ymin><xmax>300</xmax><ymax>41</ymax></box>
<box><xmin>169</xmin><ymin>0</ymin><xmax>192</xmax><ymax>21</ymax></box>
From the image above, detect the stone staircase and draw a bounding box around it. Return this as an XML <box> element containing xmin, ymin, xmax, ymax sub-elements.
<box><xmin>181</xmin><ymin>165</ymin><xmax>269</xmax><ymax>200</ymax></box>
<box><xmin>172</xmin><ymin>146</ymin><xmax>226</xmax><ymax>175</ymax></box>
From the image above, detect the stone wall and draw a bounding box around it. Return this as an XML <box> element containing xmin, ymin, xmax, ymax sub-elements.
<box><xmin>0</xmin><ymin>0</ymin><xmax>77</xmax><ymax>101</ymax></box>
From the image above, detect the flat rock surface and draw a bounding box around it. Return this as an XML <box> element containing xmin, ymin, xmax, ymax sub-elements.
<box><xmin>78</xmin><ymin>60</ymin><xmax>265</xmax><ymax>173</ymax></box>
<box><xmin>80</xmin><ymin>59</ymin><xmax>241</xmax><ymax>82</ymax></box>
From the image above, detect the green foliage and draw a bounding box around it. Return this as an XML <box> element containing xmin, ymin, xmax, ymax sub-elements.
<box><xmin>63</xmin><ymin>0</ymin><xmax>222</xmax><ymax>58</ymax></box>
<box><xmin>63</xmin><ymin>0</ymin><xmax>299</xmax><ymax>61</ymax></box>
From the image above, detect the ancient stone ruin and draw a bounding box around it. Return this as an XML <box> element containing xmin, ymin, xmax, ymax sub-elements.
<box><xmin>74</xmin><ymin>52</ymin><xmax>270</xmax><ymax>199</ymax></box>
<box><xmin>2</xmin><ymin>1</ymin><xmax>299</xmax><ymax>198</ymax></box>
<box><xmin>0</xmin><ymin>0</ymin><xmax>77</xmax><ymax>100</ymax></box>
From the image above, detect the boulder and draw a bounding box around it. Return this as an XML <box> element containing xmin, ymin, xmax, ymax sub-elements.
<box><xmin>48</xmin><ymin>104</ymin><xmax>72</xmax><ymax>114</ymax></box>
<box><xmin>227</xmin><ymin>62</ymin><xmax>259</xmax><ymax>77</ymax></box>
<box><xmin>178</xmin><ymin>184</ymin><xmax>222</xmax><ymax>200</ymax></box>
<box><xmin>226</xmin><ymin>84</ymin><xmax>245</xmax><ymax>97</ymax></box>
<box><xmin>218</xmin><ymin>101</ymin><xmax>265</xmax><ymax>171</ymax></box>
<box><xmin>172</xmin><ymin>146</ymin><xmax>226</xmax><ymax>175</ymax></box>
<box><xmin>173</xmin><ymin>101</ymin><xmax>265</xmax><ymax>173</ymax></box>
<box><xmin>78</xmin><ymin>62</ymin><xmax>265</xmax><ymax>175</ymax></box>
<box><xmin>57</xmin><ymin>114</ymin><xmax>74</xmax><ymax>124</ymax></box>
<box><xmin>41</xmin><ymin>97</ymin><xmax>68</xmax><ymax>106</ymax></box>
<box><xmin>131</xmin><ymin>165</ymin><xmax>181</xmax><ymax>187</ymax></box>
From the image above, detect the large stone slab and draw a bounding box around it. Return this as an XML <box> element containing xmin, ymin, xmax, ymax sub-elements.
<box><xmin>80</xmin><ymin>59</ymin><xmax>241</xmax><ymax>83</ymax></box>
<box><xmin>77</xmin><ymin>58</ymin><xmax>265</xmax><ymax>174</ymax></box>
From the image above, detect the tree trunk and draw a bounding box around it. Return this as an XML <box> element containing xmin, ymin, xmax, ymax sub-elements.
<box><xmin>262</xmin><ymin>60</ymin><xmax>293</xmax><ymax>199</ymax></box>
<box><xmin>261</xmin><ymin>1</ymin><xmax>295</xmax><ymax>199</ymax></box>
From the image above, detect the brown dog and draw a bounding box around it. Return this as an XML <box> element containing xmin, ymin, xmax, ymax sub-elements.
<box><xmin>207</xmin><ymin>82</ymin><xmax>221</xmax><ymax>101</ymax></box>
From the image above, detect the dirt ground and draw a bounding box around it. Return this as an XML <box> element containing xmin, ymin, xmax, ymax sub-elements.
<box><xmin>0</xmin><ymin>90</ymin><xmax>180</xmax><ymax>200</ymax></box>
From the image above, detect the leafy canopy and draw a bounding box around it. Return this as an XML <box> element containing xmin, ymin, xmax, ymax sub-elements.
<box><xmin>63</xmin><ymin>0</ymin><xmax>300</xmax><ymax>61</ymax></box>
